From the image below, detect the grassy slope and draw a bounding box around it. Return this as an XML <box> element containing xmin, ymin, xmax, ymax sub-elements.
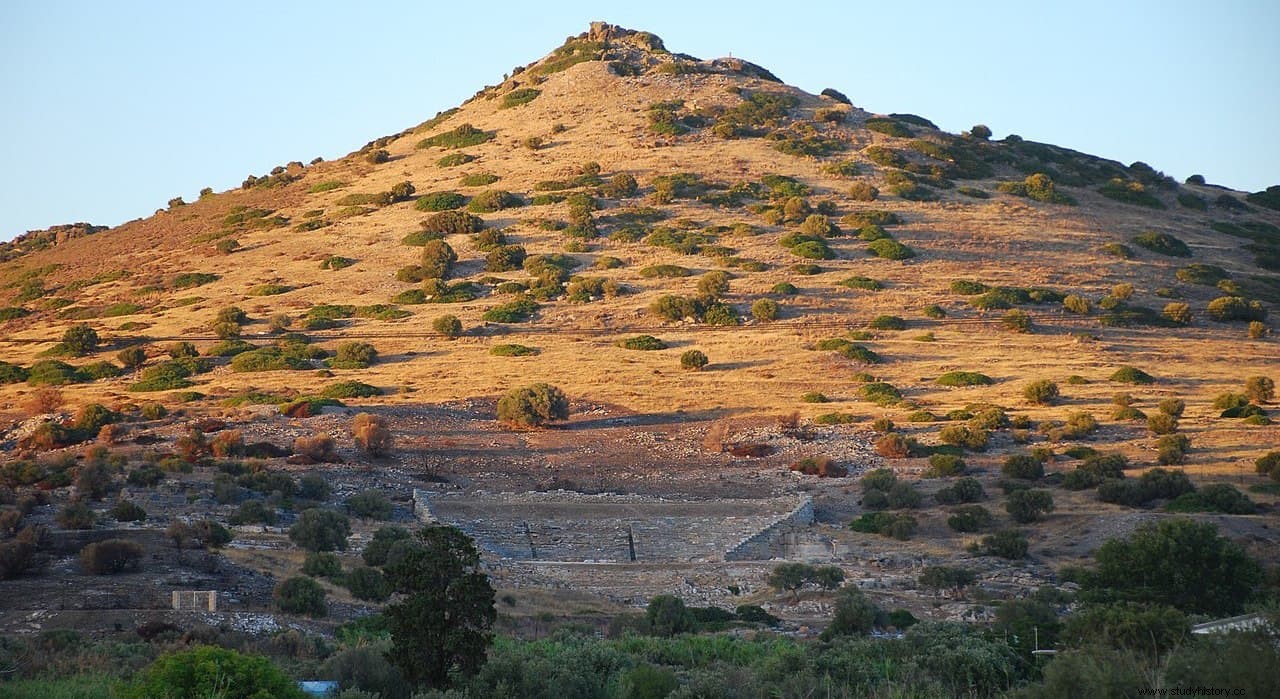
<box><xmin>0</xmin><ymin>30</ymin><xmax>1275</xmax><ymax>483</ymax></box>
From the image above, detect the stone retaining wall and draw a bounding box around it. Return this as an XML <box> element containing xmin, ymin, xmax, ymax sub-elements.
<box><xmin>724</xmin><ymin>497</ymin><xmax>815</xmax><ymax>561</ymax></box>
<box><xmin>414</xmin><ymin>490</ymin><xmax>813</xmax><ymax>563</ymax></box>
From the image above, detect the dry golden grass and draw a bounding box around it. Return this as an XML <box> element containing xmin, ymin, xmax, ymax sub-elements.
<box><xmin>0</xmin><ymin>38</ymin><xmax>1276</xmax><ymax>483</ymax></box>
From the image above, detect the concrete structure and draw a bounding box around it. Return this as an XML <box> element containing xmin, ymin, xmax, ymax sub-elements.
<box><xmin>171</xmin><ymin>590</ymin><xmax>217</xmax><ymax>612</ymax></box>
<box><xmin>414</xmin><ymin>489</ymin><xmax>812</xmax><ymax>563</ymax></box>
<box><xmin>1191</xmin><ymin>612</ymin><xmax>1269</xmax><ymax>635</ymax></box>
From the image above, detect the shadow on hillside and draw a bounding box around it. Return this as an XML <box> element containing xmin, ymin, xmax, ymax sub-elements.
<box><xmin>375</xmin><ymin>351</ymin><xmax>442</xmax><ymax>365</ymax></box>
<box><xmin>708</xmin><ymin>359</ymin><xmax>773</xmax><ymax>371</ymax></box>
<box><xmin>567</xmin><ymin>407</ymin><xmax>748</xmax><ymax>430</ymax></box>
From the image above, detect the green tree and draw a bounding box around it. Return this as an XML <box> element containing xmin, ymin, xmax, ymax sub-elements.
<box><xmin>767</xmin><ymin>562</ymin><xmax>813</xmax><ymax>599</ymax></box>
<box><xmin>385</xmin><ymin>525</ymin><xmax>496</xmax><ymax>690</ymax></box>
<box><xmin>1082</xmin><ymin>518</ymin><xmax>1262</xmax><ymax>615</ymax></box>
<box><xmin>345</xmin><ymin>566</ymin><xmax>391</xmax><ymax>602</ymax></box>
<box><xmin>994</xmin><ymin>597</ymin><xmax>1061</xmax><ymax>658</ymax></box>
<box><xmin>1061</xmin><ymin>602</ymin><xmax>1189</xmax><ymax>656</ymax></box>
<box><xmin>496</xmin><ymin>383</ymin><xmax>569</xmax><ymax>427</ymax></box>
<box><xmin>433</xmin><ymin>314</ymin><xmax>463</xmax><ymax>339</ymax></box>
<box><xmin>1164</xmin><ymin>624</ymin><xmax>1280</xmax><ymax>697</ymax></box>
<box><xmin>821</xmin><ymin>586</ymin><xmax>882</xmax><ymax>639</ymax></box>
<box><xmin>288</xmin><ymin>508</ymin><xmax>351</xmax><ymax>552</ymax></box>
<box><xmin>645</xmin><ymin>595</ymin><xmax>695</xmax><ymax>637</ymax></box>
<box><xmin>117</xmin><ymin>346</ymin><xmax>147</xmax><ymax>370</ymax></box>
<box><xmin>363</xmin><ymin>525</ymin><xmax>417</xmax><ymax>567</ymax></box>
<box><xmin>275</xmin><ymin>575</ymin><xmax>327</xmax><ymax>617</ymax></box>
<box><xmin>918</xmin><ymin>565</ymin><xmax>975</xmax><ymax>593</ymax></box>
<box><xmin>1005</xmin><ymin>489</ymin><xmax>1055</xmax><ymax>523</ymax></box>
<box><xmin>62</xmin><ymin>324</ymin><xmax>99</xmax><ymax>356</ymax></box>
<box><xmin>123</xmin><ymin>646</ymin><xmax>306</xmax><ymax>699</ymax></box>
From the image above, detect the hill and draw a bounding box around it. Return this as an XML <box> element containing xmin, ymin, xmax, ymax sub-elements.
<box><xmin>0</xmin><ymin>22</ymin><xmax>1277</xmax><ymax>670</ymax></box>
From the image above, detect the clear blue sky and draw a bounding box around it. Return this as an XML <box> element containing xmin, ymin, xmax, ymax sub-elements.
<box><xmin>1</xmin><ymin>1</ymin><xmax>1276</xmax><ymax>240</ymax></box>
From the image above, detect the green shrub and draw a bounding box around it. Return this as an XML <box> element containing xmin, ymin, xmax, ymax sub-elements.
<box><xmin>436</xmin><ymin>152</ymin><xmax>474</xmax><ymax>167</ymax></box>
<box><xmin>935</xmin><ymin>477</ymin><xmax>986</xmax><ymax>506</ymax></box>
<box><xmin>344</xmin><ymin>566</ymin><xmax>391</xmax><ymax>602</ymax></box>
<box><xmin>59</xmin><ymin>323</ymin><xmax>99</xmax><ymax>356</ymax></box>
<box><xmin>942</xmin><ymin>504</ymin><xmax>991</xmax><ymax>533</ymax></box>
<box><xmin>467</xmin><ymin>190</ymin><xmax>521</xmax><ymax>213</ymax></box>
<box><xmin>601</xmin><ymin>173</ymin><xmax>638</xmax><ymax>198</ymax></box>
<box><xmin>432</xmin><ymin>315</ymin><xmax>462</xmax><ymax>339</ymax></box>
<box><xmin>1132</xmin><ymin>231</ymin><xmax>1191</xmax><ymax>257</ymax></box>
<box><xmin>859</xmin><ymin>382</ymin><xmax>901</xmax><ymax>406</ymax></box>
<box><xmin>417</xmin><ymin>123</ymin><xmax>493</xmax><ymax>149</ymax></box>
<box><xmin>125</xmin><ymin>646</ymin><xmax>305</xmax><ymax>699</ymax></box>
<box><xmin>303</xmin><ymin>551</ymin><xmax>341</xmax><ymax>578</ymax></box>
<box><xmin>1146</xmin><ymin>411</ymin><xmax>1178</xmax><ymax>435</ymax></box>
<box><xmin>1110</xmin><ymin>366</ymin><xmax>1154</xmax><ymax>384</ymax></box>
<box><xmin>997</xmin><ymin>173</ymin><xmax>1074</xmax><ymax>204</ymax></box>
<box><xmin>936</xmin><ymin>371</ymin><xmax>992</xmax><ymax>387</ymax></box>
<box><xmin>939</xmin><ymin>424</ymin><xmax>988</xmax><ymax>451</ymax></box>
<box><xmin>639</xmin><ymin>264</ymin><xmax>692</xmax><ymax>278</ymax></box>
<box><xmin>321</xmin><ymin>381</ymin><xmax>381</xmax><ymax>399</ymax></box>
<box><xmin>500</xmin><ymin>87</ymin><xmax>541</xmax><ymax>109</ymax></box>
<box><xmin>1166</xmin><ymin>484</ymin><xmax>1255</xmax><ymax>515</ymax></box>
<box><xmin>925</xmin><ymin>454</ymin><xmax>966</xmax><ymax>477</ymax></box>
<box><xmin>0</xmin><ymin>361</ymin><xmax>29</xmax><ymax>384</ymax></box>
<box><xmin>703</xmin><ymin>302</ymin><xmax>740</xmax><ymax>326</ymax></box>
<box><xmin>347</xmin><ymin>491</ymin><xmax>393</xmax><ymax>520</ymax></box>
<box><xmin>482</xmin><ymin>298</ymin><xmax>538</xmax><ymax>323</ymax></box>
<box><xmin>26</xmin><ymin>360</ymin><xmax>86</xmax><ymax>386</ymax></box>
<box><xmin>949</xmin><ymin>280</ymin><xmax>988</xmax><ymax>295</ymax></box>
<box><xmin>420</xmin><ymin>210</ymin><xmax>484</xmax><ymax>236</ymax></box>
<box><xmin>1206</xmin><ymin>296</ymin><xmax>1267</xmax><ymax>322</ymax></box>
<box><xmin>1002</xmin><ymin>454</ymin><xmax>1044</xmax><ymax>480</ymax></box>
<box><xmin>867</xmin><ymin>314</ymin><xmax>906</xmax><ymax>330</ymax></box>
<box><xmin>680</xmin><ymin>350</ymin><xmax>708</xmax><ymax>371</ymax></box>
<box><xmin>800</xmin><ymin>391</ymin><xmax>829</xmax><ymax>403</ymax></box>
<box><xmin>977</xmin><ymin>529</ymin><xmax>1028</xmax><ymax>559</ymax></box>
<box><xmin>1099</xmin><ymin>178</ymin><xmax>1166</xmax><ymax>208</ymax></box>
<box><xmin>419</xmin><ymin>239</ymin><xmax>458</xmax><ymax>279</ymax></box>
<box><xmin>820</xmin><ymin>412</ymin><xmax>860</xmax><ymax>426</ymax></box>
<box><xmin>751</xmin><ymin>298</ymin><xmax>780</xmax><ymax>321</ymax></box>
<box><xmin>697</xmin><ymin>270</ymin><xmax>731</xmax><ymax>297</ymax></box>
<box><xmin>248</xmin><ymin>283</ymin><xmax>291</xmax><ymax>297</ymax></box>
<box><xmin>1244</xmin><ymin>375</ymin><xmax>1275</xmax><ymax>403</ymax></box>
<box><xmin>460</xmin><ymin>172</ymin><xmax>500</xmax><ymax>187</ymax></box>
<box><xmin>849</xmin><ymin>511</ymin><xmax>918</xmax><ymax>540</ymax></box>
<box><xmin>77</xmin><ymin>538</ymin><xmax>142</xmax><ymax>575</ymax></box>
<box><xmin>1061</xmin><ymin>294</ymin><xmax>1090</xmax><ymax>314</ymax></box>
<box><xmin>839</xmin><ymin>276</ymin><xmax>883</xmax><ymax>291</ymax></box>
<box><xmin>1176</xmin><ymin>263</ymin><xmax>1228</xmax><ymax>286</ymax></box>
<box><xmin>289</xmin><ymin>509</ymin><xmax>350</xmax><ymax>552</ymax></box>
<box><xmin>864</xmin><ymin>117</ymin><xmax>913</xmax><ymax>137</ymax></box>
<box><xmin>414</xmin><ymin>191</ymin><xmax>466</xmax><ymax>212</ymax></box>
<box><xmin>1002</xmin><ymin>309</ymin><xmax>1032</xmax><ymax>332</ymax></box>
<box><xmin>781</xmin><ymin>235</ymin><xmax>835</xmax><ymax>260</ymax></box>
<box><xmin>1255</xmin><ymin>451</ymin><xmax>1280</xmax><ymax>480</ymax></box>
<box><xmin>867</xmin><ymin>238</ymin><xmax>915</xmax><ymax>260</ymax></box>
<box><xmin>1162</xmin><ymin>302</ymin><xmax>1192</xmax><ymax>325</ymax></box>
<box><xmin>617</xmin><ymin>335</ymin><xmax>666</xmax><ymax>350</ymax></box>
<box><xmin>479</xmin><ymin>245</ymin><xmax>525</xmax><ymax>274</ymax></box>
<box><xmin>1022</xmin><ymin>379</ymin><xmax>1059</xmax><ymax>404</ymax></box>
<box><xmin>497</xmin><ymin>383</ymin><xmax>569</xmax><ymax>427</ymax></box>
<box><xmin>275</xmin><ymin>576</ymin><xmax>327</xmax><ymax>616</ymax></box>
<box><xmin>1006</xmin><ymin>489</ymin><xmax>1055</xmax><ymax>523</ymax></box>
<box><xmin>172</xmin><ymin>272</ymin><xmax>218</xmax><ymax>289</ymax></box>
<box><xmin>490</xmin><ymin>344</ymin><xmax>538</xmax><ymax>357</ymax></box>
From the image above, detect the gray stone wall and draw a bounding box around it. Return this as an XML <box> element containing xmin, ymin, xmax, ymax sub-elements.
<box><xmin>723</xmin><ymin>498</ymin><xmax>815</xmax><ymax>561</ymax></box>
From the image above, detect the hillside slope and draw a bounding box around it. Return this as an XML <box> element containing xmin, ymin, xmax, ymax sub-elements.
<box><xmin>0</xmin><ymin>22</ymin><xmax>1276</xmax><ymax>475</ymax></box>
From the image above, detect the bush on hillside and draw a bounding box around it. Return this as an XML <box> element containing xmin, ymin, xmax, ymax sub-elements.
<box><xmin>497</xmin><ymin>384</ymin><xmax>569</xmax><ymax>428</ymax></box>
